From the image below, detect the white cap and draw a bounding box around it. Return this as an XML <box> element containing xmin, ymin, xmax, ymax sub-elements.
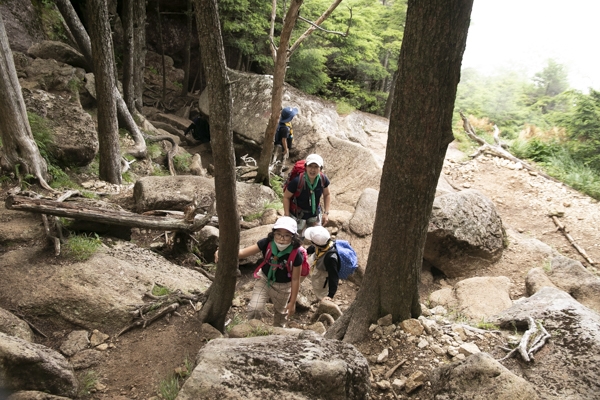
<box><xmin>305</xmin><ymin>154</ymin><xmax>323</xmax><ymax>168</ymax></box>
<box><xmin>273</xmin><ymin>216</ymin><xmax>298</xmax><ymax>234</ymax></box>
<box><xmin>304</xmin><ymin>226</ymin><xmax>330</xmax><ymax>246</ymax></box>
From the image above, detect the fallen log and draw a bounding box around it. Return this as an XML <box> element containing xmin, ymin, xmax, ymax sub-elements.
<box><xmin>551</xmin><ymin>216</ymin><xmax>595</xmax><ymax>266</ymax></box>
<box><xmin>5</xmin><ymin>195</ymin><xmax>213</xmax><ymax>233</ymax></box>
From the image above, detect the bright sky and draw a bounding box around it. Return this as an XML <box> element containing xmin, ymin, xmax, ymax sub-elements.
<box><xmin>462</xmin><ymin>0</ymin><xmax>600</xmax><ymax>92</ymax></box>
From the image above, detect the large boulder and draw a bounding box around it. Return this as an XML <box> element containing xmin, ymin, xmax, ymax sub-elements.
<box><xmin>430</xmin><ymin>352</ymin><xmax>539</xmax><ymax>400</ymax></box>
<box><xmin>177</xmin><ymin>331</ymin><xmax>370</xmax><ymax>399</ymax></box>
<box><xmin>0</xmin><ymin>308</ymin><xmax>34</xmax><ymax>343</ymax></box>
<box><xmin>348</xmin><ymin>188</ymin><xmax>378</xmax><ymax>237</ymax></box>
<box><xmin>0</xmin><ymin>0</ymin><xmax>46</xmax><ymax>53</ymax></box>
<box><xmin>133</xmin><ymin>176</ymin><xmax>279</xmax><ymax>219</ymax></box>
<box><xmin>425</xmin><ymin>189</ymin><xmax>505</xmax><ymax>278</ymax></box>
<box><xmin>0</xmin><ymin>332</ymin><xmax>78</xmax><ymax>397</ymax></box>
<box><xmin>0</xmin><ymin>244</ymin><xmax>211</xmax><ymax>332</ymax></box>
<box><xmin>493</xmin><ymin>287</ymin><xmax>600</xmax><ymax>399</ymax></box>
<box><xmin>27</xmin><ymin>40</ymin><xmax>88</xmax><ymax>71</ymax></box>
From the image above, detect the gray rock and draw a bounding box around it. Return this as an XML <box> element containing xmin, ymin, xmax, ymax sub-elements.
<box><xmin>177</xmin><ymin>331</ymin><xmax>370</xmax><ymax>399</ymax></box>
<box><xmin>348</xmin><ymin>188</ymin><xmax>378</xmax><ymax>237</ymax></box>
<box><xmin>0</xmin><ymin>332</ymin><xmax>78</xmax><ymax>397</ymax></box>
<box><xmin>69</xmin><ymin>349</ymin><xmax>103</xmax><ymax>370</ymax></box>
<box><xmin>0</xmin><ymin>308</ymin><xmax>34</xmax><ymax>342</ymax></box>
<box><xmin>28</xmin><ymin>40</ymin><xmax>88</xmax><ymax>70</ymax></box>
<box><xmin>7</xmin><ymin>391</ymin><xmax>73</xmax><ymax>400</ymax></box>
<box><xmin>425</xmin><ymin>189</ymin><xmax>505</xmax><ymax>278</ymax></box>
<box><xmin>430</xmin><ymin>352</ymin><xmax>538</xmax><ymax>399</ymax></box>
<box><xmin>59</xmin><ymin>330</ymin><xmax>89</xmax><ymax>357</ymax></box>
<box><xmin>454</xmin><ymin>276</ymin><xmax>513</xmax><ymax>320</ymax></box>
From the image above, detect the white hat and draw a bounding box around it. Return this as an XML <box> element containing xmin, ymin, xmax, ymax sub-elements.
<box><xmin>273</xmin><ymin>216</ymin><xmax>298</xmax><ymax>234</ymax></box>
<box><xmin>305</xmin><ymin>154</ymin><xmax>323</xmax><ymax>168</ymax></box>
<box><xmin>304</xmin><ymin>226</ymin><xmax>330</xmax><ymax>246</ymax></box>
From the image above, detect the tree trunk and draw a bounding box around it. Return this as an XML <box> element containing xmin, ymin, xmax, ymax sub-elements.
<box><xmin>55</xmin><ymin>0</ymin><xmax>146</xmax><ymax>157</ymax></box>
<box><xmin>156</xmin><ymin>0</ymin><xmax>166</xmax><ymax>102</ymax></box>
<box><xmin>383</xmin><ymin>67</ymin><xmax>398</xmax><ymax>119</ymax></box>
<box><xmin>254</xmin><ymin>0</ymin><xmax>304</xmax><ymax>185</ymax></box>
<box><xmin>181</xmin><ymin>0</ymin><xmax>192</xmax><ymax>97</ymax></box>
<box><xmin>87</xmin><ymin>0</ymin><xmax>121</xmax><ymax>184</ymax></box>
<box><xmin>122</xmin><ymin>0</ymin><xmax>135</xmax><ymax>112</ymax></box>
<box><xmin>0</xmin><ymin>14</ymin><xmax>51</xmax><ymax>189</ymax></box>
<box><xmin>132</xmin><ymin>0</ymin><xmax>146</xmax><ymax>112</ymax></box>
<box><xmin>194</xmin><ymin>0</ymin><xmax>240</xmax><ymax>332</ymax></box>
<box><xmin>327</xmin><ymin>0</ymin><xmax>474</xmax><ymax>343</ymax></box>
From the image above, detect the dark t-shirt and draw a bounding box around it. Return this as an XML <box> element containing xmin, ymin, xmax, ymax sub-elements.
<box><xmin>257</xmin><ymin>238</ymin><xmax>303</xmax><ymax>283</ymax></box>
<box><xmin>307</xmin><ymin>244</ymin><xmax>340</xmax><ymax>298</ymax></box>
<box><xmin>275</xmin><ymin>123</ymin><xmax>293</xmax><ymax>149</ymax></box>
<box><xmin>286</xmin><ymin>174</ymin><xmax>330</xmax><ymax>219</ymax></box>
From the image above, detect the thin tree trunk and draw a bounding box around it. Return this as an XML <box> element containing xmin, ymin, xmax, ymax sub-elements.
<box><xmin>156</xmin><ymin>0</ymin><xmax>166</xmax><ymax>102</ymax></box>
<box><xmin>87</xmin><ymin>0</ymin><xmax>121</xmax><ymax>184</ymax></box>
<box><xmin>327</xmin><ymin>0</ymin><xmax>474</xmax><ymax>343</ymax></box>
<box><xmin>194</xmin><ymin>0</ymin><xmax>240</xmax><ymax>332</ymax></box>
<box><xmin>380</xmin><ymin>50</ymin><xmax>389</xmax><ymax>92</ymax></box>
<box><xmin>254</xmin><ymin>0</ymin><xmax>303</xmax><ymax>185</ymax></box>
<box><xmin>54</xmin><ymin>0</ymin><xmax>147</xmax><ymax>157</ymax></box>
<box><xmin>0</xmin><ymin>14</ymin><xmax>51</xmax><ymax>190</ymax></box>
<box><xmin>181</xmin><ymin>0</ymin><xmax>192</xmax><ymax>96</ymax></box>
<box><xmin>133</xmin><ymin>0</ymin><xmax>146</xmax><ymax>112</ymax></box>
<box><xmin>383</xmin><ymin>68</ymin><xmax>398</xmax><ymax>119</ymax></box>
<box><xmin>122</xmin><ymin>0</ymin><xmax>135</xmax><ymax>111</ymax></box>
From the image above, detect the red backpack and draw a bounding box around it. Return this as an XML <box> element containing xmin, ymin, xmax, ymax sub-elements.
<box><xmin>253</xmin><ymin>245</ymin><xmax>310</xmax><ymax>279</ymax></box>
<box><xmin>283</xmin><ymin>159</ymin><xmax>325</xmax><ymax>215</ymax></box>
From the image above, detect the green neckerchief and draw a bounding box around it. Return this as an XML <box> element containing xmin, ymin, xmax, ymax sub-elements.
<box><xmin>267</xmin><ymin>240</ymin><xmax>292</xmax><ymax>286</ymax></box>
<box><xmin>304</xmin><ymin>172</ymin><xmax>321</xmax><ymax>215</ymax></box>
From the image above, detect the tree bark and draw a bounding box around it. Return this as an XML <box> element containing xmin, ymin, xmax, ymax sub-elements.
<box><xmin>54</xmin><ymin>0</ymin><xmax>147</xmax><ymax>158</ymax></box>
<box><xmin>0</xmin><ymin>14</ymin><xmax>51</xmax><ymax>190</ymax></box>
<box><xmin>155</xmin><ymin>0</ymin><xmax>167</xmax><ymax>102</ymax></box>
<box><xmin>194</xmin><ymin>0</ymin><xmax>240</xmax><ymax>332</ymax></box>
<box><xmin>132</xmin><ymin>0</ymin><xmax>146</xmax><ymax>112</ymax></box>
<box><xmin>122</xmin><ymin>0</ymin><xmax>135</xmax><ymax>112</ymax></box>
<box><xmin>327</xmin><ymin>0</ymin><xmax>474</xmax><ymax>343</ymax></box>
<box><xmin>181</xmin><ymin>0</ymin><xmax>192</xmax><ymax>97</ymax></box>
<box><xmin>254</xmin><ymin>0</ymin><xmax>304</xmax><ymax>185</ymax></box>
<box><xmin>87</xmin><ymin>0</ymin><xmax>122</xmax><ymax>184</ymax></box>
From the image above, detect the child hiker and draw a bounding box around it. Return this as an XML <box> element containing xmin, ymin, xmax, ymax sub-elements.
<box><xmin>304</xmin><ymin>226</ymin><xmax>340</xmax><ymax>302</ymax></box>
<box><xmin>214</xmin><ymin>216</ymin><xmax>303</xmax><ymax>327</ymax></box>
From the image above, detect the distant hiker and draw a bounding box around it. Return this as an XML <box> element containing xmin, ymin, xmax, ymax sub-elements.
<box><xmin>273</xmin><ymin>106</ymin><xmax>298</xmax><ymax>173</ymax></box>
<box><xmin>304</xmin><ymin>226</ymin><xmax>340</xmax><ymax>302</ymax></box>
<box><xmin>214</xmin><ymin>216</ymin><xmax>303</xmax><ymax>327</ymax></box>
<box><xmin>283</xmin><ymin>153</ymin><xmax>331</xmax><ymax>235</ymax></box>
<box><xmin>184</xmin><ymin>115</ymin><xmax>211</xmax><ymax>144</ymax></box>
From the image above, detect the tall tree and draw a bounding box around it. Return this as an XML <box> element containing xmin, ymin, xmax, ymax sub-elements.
<box><xmin>181</xmin><ymin>0</ymin><xmax>192</xmax><ymax>97</ymax></box>
<box><xmin>254</xmin><ymin>0</ymin><xmax>344</xmax><ymax>185</ymax></box>
<box><xmin>0</xmin><ymin>13</ymin><xmax>52</xmax><ymax>190</ymax></box>
<box><xmin>194</xmin><ymin>0</ymin><xmax>240</xmax><ymax>332</ymax></box>
<box><xmin>132</xmin><ymin>0</ymin><xmax>146</xmax><ymax>112</ymax></box>
<box><xmin>122</xmin><ymin>0</ymin><xmax>135</xmax><ymax>112</ymax></box>
<box><xmin>87</xmin><ymin>0</ymin><xmax>121</xmax><ymax>184</ymax></box>
<box><xmin>326</xmin><ymin>0</ymin><xmax>474</xmax><ymax>343</ymax></box>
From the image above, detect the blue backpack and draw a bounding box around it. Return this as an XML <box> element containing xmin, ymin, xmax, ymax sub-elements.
<box><xmin>334</xmin><ymin>240</ymin><xmax>358</xmax><ymax>279</ymax></box>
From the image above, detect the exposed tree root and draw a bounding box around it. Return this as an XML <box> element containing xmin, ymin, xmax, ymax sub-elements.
<box><xmin>498</xmin><ymin>317</ymin><xmax>551</xmax><ymax>362</ymax></box>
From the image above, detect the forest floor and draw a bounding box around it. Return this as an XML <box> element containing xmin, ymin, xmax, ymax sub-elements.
<box><xmin>6</xmin><ymin>141</ymin><xmax>600</xmax><ymax>400</ymax></box>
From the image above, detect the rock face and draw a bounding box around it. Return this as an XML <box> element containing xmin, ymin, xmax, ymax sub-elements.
<box><xmin>177</xmin><ymin>331</ymin><xmax>370</xmax><ymax>400</ymax></box>
<box><xmin>0</xmin><ymin>332</ymin><xmax>78</xmax><ymax>397</ymax></box>
<box><xmin>27</xmin><ymin>40</ymin><xmax>88</xmax><ymax>71</ymax></box>
<box><xmin>430</xmin><ymin>352</ymin><xmax>539</xmax><ymax>400</ymax></box>
<box><xmin>493</xmin><ymin>287</ymin><xmax>600</xmax><ymax>400</ymax></box>
<box><xmin>0</xmin><ymin>308</ymin><xmax>34</xmax><ymax>343</ymax></box>
<box><xmin>425</xmin><ymin>189</ymin><xmax>505</xmax><ymax>278</ymax></box>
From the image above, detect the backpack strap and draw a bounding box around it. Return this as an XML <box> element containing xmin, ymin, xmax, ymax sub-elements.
<box><xmin>286</xmin><ymin>247</ymin><xmax>300</xmax><ymax>277</ymax></box>
<box><xmin>253</xmin><ymin>245</ymin><xmax>273</xmax><ymax>279</ymax></box>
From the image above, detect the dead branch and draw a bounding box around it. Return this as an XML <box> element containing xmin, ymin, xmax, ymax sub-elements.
<box><xmin>10</xmin><ymin>309</ymin><xmax>47</xmax><ymax>338</ymax></box>
<box><xmin>384</xmin><ymin>358</ymin><xmax>406</xmax><ymax>380</ymax></box>
<box><xmin>551</xmin><ymin>216</ymin><xmax>595</xmax><ymax>266</ymax></box>
<box><xmin>116</xmin><ymin>302</ymin><xmax>179</xmax><ymax>337</ymax></box>
<box><xmin>459</xmin><ymin>112</ymin><xmax>558</xmax><ymax>182</ymax></box>
<box><xmin>6</xmin><ymin>195</ymin><xmax>214</xmax><ymax>233</ymax></box>
<box><xmin>498</xmin><ymin>317</ymin><xmax>550</xmax><ymax>362</ymax></box>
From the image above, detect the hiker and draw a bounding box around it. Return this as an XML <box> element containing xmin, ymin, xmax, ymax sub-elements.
<box><xmin>304</xmin><ymin>226</ymin><xmax>340</xmax><ymax>302</ymax></box>
<box><xmin>273</xmin><ymin>106</ymin><xmax>298</xmax><ymax>174</ymax></box>
<box><xmin>214</xmin><ymin>216</ymin><xmax>303</xmax><ymax>327</ymax></box>
<box><xmin>184</xmin><ymin>115</ymin><xmax>211</xmax><ymax>144</ymax></box>
<box><xmin>283</xmin><ymin>153</ymin><xmax>331</xmax><ymax>234</ymax></box>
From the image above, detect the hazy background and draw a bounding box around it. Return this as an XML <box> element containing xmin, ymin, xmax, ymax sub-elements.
<box><xmin>462</xmin><ymin>0</ymin><xmax>600</xmax><ymax>93</ymax></box>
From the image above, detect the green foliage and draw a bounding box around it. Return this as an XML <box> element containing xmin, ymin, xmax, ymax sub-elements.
<box><xmin>287</xmin><ymin>48</ymin><xmax>331</xmax><ymax>94</ymax></box>
<box><xmin>28</xmin><ymin>112</ymin><xmax>53</xmax><ymax>161</ymax></box>
<box><xmin>151</xmin><ymin>165</ymin><xmax>170</xmax><ymax>176</ymax></box>
<box><xmin>264</xmin><ymin>201</ymin><xmax>283</xmax><ymax>210</ymax></box>
<box><xmin>158</xmin><ymin>375</ymin><xmax>180</xmax><ymax>400</ymax></box>
<box><xmin>543</xmin><ymin>148</ymin><xmax>600</xmax><ymax>199</ymax></box>
<box><xmin>476</xmin><ymin>319</ymin><xmax>499</xmax><ymax>330</ymax></box>
<box><xmin>64</xmin><ymin>233</ymin><xmax>102</xmax><ymax>261</ymax></box>
<box><xmin>34</xmin><ymin>0</ymin><xmax>68</xmax><ymax>41</ymax></box>
<box><xmin>270</xmin><ymin>175</ymin><xmax>283</xmax><ymax>200</ymax></box>
<box><xmin>122</xmin><ymin>171</ymin><xmax>135</xmax><ymax>183</ymax></box>
<box><xmin>336</xmin><ymin>101</ymin><xmax>355</xmax><ymax>116</ymax></box>
<box><xmin>173</xmin><ymin>153</ymin><xmax>192</xmax><ymax>173</ymax></box>
<box><xmin>246</xmin><ymin>325</ymin><xmax>271</xmax><ymax>337</ymax></box>
<box><xmin>226</xmin><ymin>313</ymin><xmax>244</xmax><ymax>333</ymax></box>
<box><xmin>77</xmin><ymin>370</ymin><xmax>98</xmax><ymax>397</ymax></box>
<box><xmin>152</xmin><ymin>283</ymin><xmax>171</xmax><ymax>296</ymax></box>
<box><xmin>148</xmin><ymin>66</ymin><xmax>158</xmax><ymax>75</ymax></box>
<box><xmin>48</xmin><ymin>164</ymin><xmax>79</xmax><ymax>189</ymax></box>
<box><xmin>147</xmin><ymin>143</ymin><xmax>163</xmax><ymax>159</ymax></box>
<box><xmin>243</xmin><ymin>211</ymin><xmax>262</xmax><ymax>222</ymax></box>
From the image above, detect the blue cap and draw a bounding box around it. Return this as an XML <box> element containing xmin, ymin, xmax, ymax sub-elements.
<box><xmin>280</xmin><ymin>107</ymin><xmax>299</xmax><ymax>123</ymax></box>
